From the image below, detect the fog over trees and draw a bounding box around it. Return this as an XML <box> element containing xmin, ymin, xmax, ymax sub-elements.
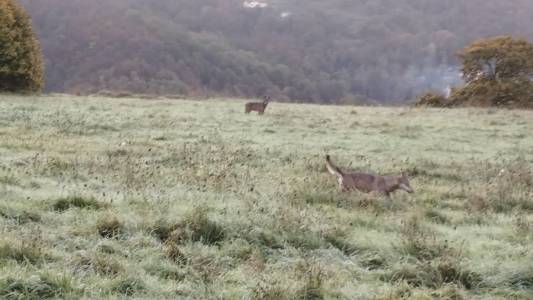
<box><xmin>20</xmin><ymin>0</ymin><xmax>533</xmax><ymax>104</ymax></box>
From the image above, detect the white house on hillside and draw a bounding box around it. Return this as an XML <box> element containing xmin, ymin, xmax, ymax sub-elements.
<box><xmin>243</xmin><ymin>1</ymin><xmax>268</xmax><ymax>8</ymax></box>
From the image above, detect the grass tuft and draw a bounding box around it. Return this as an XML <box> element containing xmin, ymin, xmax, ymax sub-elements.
<box><xmin>0</xmin><ymin>207</ymin><xmax>41</xmax><ymax>224</ymax></box>
<box><xmin>96</xmin><ymin>215</ymin><xmax>124</xmax><ymax>239</ymax></box>
<box><xmin>398</xmin><ymin>215</ymin><xmax>455</xmax><ymax>261</ymax></box>
<box><xmin>164</xmin><ymin>242</ymin><xmax>187</xmax><ymax>264</ymax></box>
<box><xmin>151</xmin><ymin>218</ymin><xmax>178</xmax><ymax>242</ymax></box>
<box><xmin>52</xmin><ymin>196</ymin><xmax>106</xmax><ymax>212</ymax></box>
<box><xmin>144</xmin><ymin>263</ymin><xmax>186</xmax><ymax>281</ymax></box>
<box><xmin>154</xmin><ymin>207</ymin><xmax>225</xmax><ymax>246</ymax></box>
<box><xmin>297</xmin><ymin>264</ymin><xmax>325</xmax><ymax>300</ymax></box>
<box><xmin>424</xmin><ymin>208</ymin><xmax>449</xmax><ymax>224</ymax></box>
<box><xmin>251</xmin><ymin>280</ymin><xmax>287</xmax><ymax>300</ymax></box>
<box><xmin>73</xmin><ymin>252</ymin><xmax>124</xmax><ymax>276</ymax></box>
<box><xmin>324</xmin><ymin>232</ymin><xmax>362</xmax><ymax>256</ymax></box>
<box><xmin>0</xmin><ymin>241</ymin><xmax>47</xmax><ymax>265</ymax></box>
<box><xmin>382</xmin><ymin>259</ymin><xmax>480</xmax><ymax>289</ymax></box>
<box><xmin>359</xmin><ymin>252</ymin><xmax>387</xmax><ymax>270</ymax></box>
<box><xmin>111</xmin><ymin>276</ymin><xmax>145</xmax><ymax>296</ymax></box>
<box><xmin>0</xmin><ymin>274</ymin><xmax>74</xmax><ymax>299</ymax></box>
<box><xmin>508</xmin><ymin>268</ymin><xmax>533</xmax><ymax>290</ymax></box>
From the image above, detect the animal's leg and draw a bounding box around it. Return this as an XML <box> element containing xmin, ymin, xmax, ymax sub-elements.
<box><xmin>337</xmin><ymin>178</ymin><xmax>346</xmax><ymax>192</ymax></box>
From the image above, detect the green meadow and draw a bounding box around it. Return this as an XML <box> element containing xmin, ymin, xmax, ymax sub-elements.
<box><xmin>0</xmin><ymin>94</ymin><xmax>532</xmax><ymax>299</ymax></box>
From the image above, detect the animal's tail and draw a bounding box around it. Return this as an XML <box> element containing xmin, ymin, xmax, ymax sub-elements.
<box><xmin>326</xmin><ymin>155</ymin><xmax>343</xmax><ymax>178</ymax></box>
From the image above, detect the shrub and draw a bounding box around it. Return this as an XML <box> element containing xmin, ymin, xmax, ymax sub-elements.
<box><xmin>414</xmin><ymin>92</ymin><xmax>450</xmax><ymax>108</ymax></box>
<box><xmin>450</xmin><ymin>79</ymin><xmax>533</xmax><ymax>108</ymax></box>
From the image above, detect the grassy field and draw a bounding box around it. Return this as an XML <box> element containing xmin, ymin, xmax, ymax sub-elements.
<box><xmin>0</xmin><ymin>94</ymin><xmax>532</xmax><ymax>299</ymax></box>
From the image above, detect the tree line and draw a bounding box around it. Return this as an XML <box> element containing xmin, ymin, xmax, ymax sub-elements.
<box><xmin>8</xmin><ymin>0</ymin><xmax>533</xmax><ymax>104</ymax></box>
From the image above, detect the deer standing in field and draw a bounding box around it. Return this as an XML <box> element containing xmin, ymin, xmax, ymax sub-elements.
<box><xmin>245</xmin><ymin>95</ymin><xmax>270</xmax><ymax>115</ymax></box>
<box><xmin>326</xmin><ymin>155</ymin><xmax>414</xmax><ymax>197</ymax></box>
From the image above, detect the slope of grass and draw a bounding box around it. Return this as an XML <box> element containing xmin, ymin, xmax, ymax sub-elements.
<box><xmin>0</xmin><ymin>94</ymin><xmax>532</xmax><ymax>299</ymax></box>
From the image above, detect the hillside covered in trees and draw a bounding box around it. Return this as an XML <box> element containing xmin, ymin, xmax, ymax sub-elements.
<box><xmin>20</xmin><ymin>0</ymin><xmax>533</xmax><ymax>104</ymax></box>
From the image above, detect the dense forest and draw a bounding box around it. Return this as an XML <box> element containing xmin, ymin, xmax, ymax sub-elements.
<box><xmin>20</xmin><ymin>0</ymin><xmax>533</xmax><ymax>103</ymax></box>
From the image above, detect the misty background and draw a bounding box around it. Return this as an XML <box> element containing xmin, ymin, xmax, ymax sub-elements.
<box><xmin>20</xmin><ymin>0</ymin><xmax>533</xmax><ymax>104</ymax></box>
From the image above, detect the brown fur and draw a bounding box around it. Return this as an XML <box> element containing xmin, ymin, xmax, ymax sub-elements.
<box><xmin>325</xmin><ymin>155</ymin><xmax>414</xmax><ymax>196</ymax></box>
<box><xmin>245</xmin><ymin>96</ymin><xmax>270</xmax><ymax>115</ymax></box>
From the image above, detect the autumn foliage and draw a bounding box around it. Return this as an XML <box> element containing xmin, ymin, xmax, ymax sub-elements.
<box><xmin>451</xmin><ymin>36</ymin><xmax>533</xmax><ymax>107</ymax></box>
<box><xmin>0</xmin><ymin>0</ymin><xmax>43</xmax><ymax>93</ymax></box>
<box><xmin>418</xmin><ymin>36</ymin><xmax>533</xmax><ymax>108</ymax></box>
<box><xmin>415</xmin><ymin>92</ymin><xmax>450</xmax><ymax>108</ymax></box>
<box><xmin>20</xmin><ymin>0</ymin><xmax>533</xmax><ymax>103</ymax></box>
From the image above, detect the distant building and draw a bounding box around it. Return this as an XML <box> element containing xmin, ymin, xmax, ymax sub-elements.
<box><xmin>280</xmin><ymin>12</ymin><xmax>291</xmax><ymax>18</ymax></box>
<box><xmin>243</xmin><ymin>1</ymin><xmax>268</xmax><ymax>8</ymax></box>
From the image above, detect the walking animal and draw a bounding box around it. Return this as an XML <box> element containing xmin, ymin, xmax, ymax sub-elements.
<box><xmin>245</xmin><ymin>96</ymin><xmax>270</xmax><ymax>115</ymax></box>
<box><xmin>325</xmin><ymin>155</ymin><xmax>414</xmax><ymax>196</ymax></box>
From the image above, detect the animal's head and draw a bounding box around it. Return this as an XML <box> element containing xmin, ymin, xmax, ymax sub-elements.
<box><xmin>263</xmin><ymin>95</ymin><xmax>271</xmax><ymax>105</ymax></box>
<box><xmin>398</xmin><ymin>172</ymin><xmax>414</xmax><ymax>193</ymax></box>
